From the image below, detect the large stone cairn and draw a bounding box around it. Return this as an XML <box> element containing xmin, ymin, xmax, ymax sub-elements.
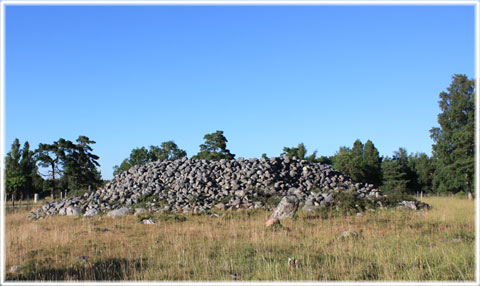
<box><xmin>31</xmin><ymin>156</ymin><xmax>397</xmax><ymax>219</ymax></box>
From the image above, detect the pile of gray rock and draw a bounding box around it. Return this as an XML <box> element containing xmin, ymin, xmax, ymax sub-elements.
<box><xmin>29</xmin><ymin>156</ymin><xmax>426</xmax><ymax>219</ymax></box>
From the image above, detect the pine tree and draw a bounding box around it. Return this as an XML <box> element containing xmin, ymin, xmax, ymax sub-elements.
<box><xmin>5</xmin><ymin>139</ymin><xmax>42</xmax><ymax>203</ymax></box>
<box><xmin>194</xmin><ymin>131</ymin><xmax>235</xmax><ymax>160</ymax></box>
<box><xmin>381</xmin><ymin>157</ymin><xmax>409</xmax><ymax>193</ymax></box>
<box><xmin>362</xmin><ymin>140</ymin><xmax>382</xmax><ymax>186</ymax></box>
<box><xmin>63</xmin><ymin>136</ymin><xmax>102</xmax><ymax>190</ymax></box>
<box><xmin>331</xmin><ymin>139</ymin><xmax>382</xmax><ymax>186</ymax></box>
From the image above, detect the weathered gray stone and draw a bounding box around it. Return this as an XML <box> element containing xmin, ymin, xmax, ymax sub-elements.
<box><xmin>10</xmin><ymin>265</ymin><xmax>19</xmax><ymax>273</ymax></box>
<box><xmin>270</xmin><ymin>196</ymin><xmax>299</xmax><ymax>220</ymax></box>
<box><xmin>302</xmin><ymin>204</ymin><xmax>318</xmax><ymax>212</ymax></box>
<box><xmin>140</xmin><ymin>218</ymin><xmax>155</xmax><ymax>224</ymax></box>
<box><xmin>134</xmin><ymin>208</ymin><xmax>147</xmax><ymax>216</ymax></box>
<box><xmin>66</xmin><ymin>206</ymin><xmax>82</xmax><ymax>216</ymax></box>
<box><xmin>398</xmin><ymin>201</ymin><xmax>417</xmax><ymax>210</ymax></box>
<box><xmin>84</xmin><ymin>208</ymin><xmax>99</xmax><ymax>217</ymax></box>
<box><xmin>107</xmin><ymin>207</ymin><xmax>131</xmax><ymax>217</ymax></box>
<box><xmin>235</xmin><ymin>190</ymin><xmax>246</xmax><ymax>197</ymax></box>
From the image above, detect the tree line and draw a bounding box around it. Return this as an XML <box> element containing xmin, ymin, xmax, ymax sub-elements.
<box><xmin>5</xmin><ymin>74</ymin><xmax>475</xmax><ymax>200</ymax></box>
<box><xmin>5</xmin><ymin>136</ymin><xmax>102</xmax><ymax>202</ymax></box>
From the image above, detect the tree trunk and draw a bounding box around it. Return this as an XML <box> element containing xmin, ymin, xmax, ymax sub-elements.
<box><xmin>466</xmin><ymin>173</ymin><xmax>473</xmax><ymax>200</ymax></box>
<box><xmin>51</xmin><ymin>161</ymin><xmax>56</xmax><ymax>200</ymax></box>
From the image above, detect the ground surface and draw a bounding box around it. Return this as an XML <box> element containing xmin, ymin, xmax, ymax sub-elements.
<box><xmin>4</xmin><ymin>197</ymin><xmax>475</xmax><ymax>281</ymax></box>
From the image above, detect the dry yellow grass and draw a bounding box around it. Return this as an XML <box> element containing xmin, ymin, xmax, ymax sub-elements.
<box><xmin>4</xmin><ymin>196</ymin><xmax>475</xmax><ymax>281</ymax></box>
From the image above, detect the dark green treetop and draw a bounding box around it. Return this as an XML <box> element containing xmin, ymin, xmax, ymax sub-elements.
<box><xmin>194</xmin><ymin>131</ymin><xmax>235</xmax><ymax>160</ymax></box>
<box><xmin>5</xmin><ymin>139</ymin><xmax>41</xmax><ymax>199</ymax></box>
<box><xmin>35</xmin><ymin>136</ymin><xmax>102</xmax><ymax>194</ymax></box>
<box><xmin>281</xmin><ymin>143</ymin><xmax>317</xmax><ymax>162</ymax></box>
<box><xmin>63</xmin><ymin>136</ymin><xmax>102</xmax><ymax>190</ymax></box>
<box><xmin>150</xmin><ymin>141</ymin><xmax>187</xmax><ymax>161</ymax></box>
<box><xmin>113</xmin><ymin>141</ymin><xmax>187</xmax><ymax>175</ymax></box>
<box><xmin>332</xmin><ymin>139</ymin><xmax>382</xmax><ymax>186</ymax></box>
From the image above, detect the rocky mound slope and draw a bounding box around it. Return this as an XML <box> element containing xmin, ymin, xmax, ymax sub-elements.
<box><xmin>30</xmin><ymin>157</ymin><xmax>426</xmax><ymax>219</ymax></box>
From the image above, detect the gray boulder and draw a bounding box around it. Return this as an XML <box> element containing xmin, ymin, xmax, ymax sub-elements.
<box><xmin>66</xmin><ymin>206</ymin><xmax>82</xmax><ymax>216</ymax></box>
<box><xmin>398</xmin><ymin>201</ymin><xmax>417</xmax><ymax>210</ymax></box>
<box><xmin>134</xmin><ymin>208</ymin><xmax>147</xmax><ymax>216</ymax></box>
<box><xmin>107</xmin><ymin>207</ymin><xmax>131</xmax><ymax>217</ymax></box>
<box><xmin>270</xmin><ymin>196</ymin><xmax>299</xmax><ymax>220</ymax></box>
<box><xmin>84</xmin><ymin>208</ymin><xmax>99</xmax><ymax>217</ymax></box>
<box><xmin>58</xmin><ymin>207</ymin><xmax>67</xmax><ymax>216</ymax></box>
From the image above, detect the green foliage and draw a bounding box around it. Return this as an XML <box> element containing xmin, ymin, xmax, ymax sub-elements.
<box><xmin>331</xmin><ymin>139</ymin><xmax>382</xmax><ymax>186</ymax></box>
<box><xmin>281</xmin><ymin>143</ymin><xmax>317</xmax><ymax>162</ymax></box>
<box><xmin>150</xmin><ymin>141</ymin><xmax>187</xmax><ymax>161</ymax></box>
<box><xmin>381</xmin><ymin>148</ymin><xmax>420</xmax><ymax>194</ymax></box>
<box><xmin>134</xmin><ymin>192</ymin><xmax>161</xmax><ymax>208</ymax></box>
<box><xmin>378</xmin><ymin>189</ymin><xmax>416</xmax><ymax>207</ymax></box>
<box><xmin>317</xmin><ymin>155</ymin><xmax>332</xmax><ymax>165</ymax></box>
<box><xmin>194</xmin><ymin>130</ymin><xmax>235</xmax><ymax>160</ymax></box>
<box><xmin>137</xmin><ymin>212</ymin><xmax>187</xmax><ymax>223</ymax></box>
<box><xmin>430</xmin><ymin>74</ymin><xmax>475</xmax><ymax>194</ymax></box>
<box><xmin>409</xmin><ymin>152</ymin><xmax>435</xmax><ymax>193</ymax></box>
<box><xmin>333</xmin><ymin>191</ymin><xmax>376</xmax><ymax>215</ymax></box>
<box><xmin>113</xmin><ymin>141</ymin><xmax>187</xmax><ymax>176</ymax></box>
<box><xmin>5</xmin><ymin>139</ymin><xmax>43</xmax><ymax>199</ymax></box>
<box><xmin>66</xmin><ymin>188</ymin><xmax>91</xmax><ymax>198</ymax></box>
<box><xmin>455</xmin><ymin>191</ymin><xmax>466</xmax><ymax>198</ymax></box>
<box><xmin>63</xmin><ymin>136</ymin><xmax>102</xmax><ymax>191</ymax></box>
<box><xmin>35</xmin><ymin>136</ymin><xmax>102</xmax><ymax>195</ymax></box>
<box><xmin>112</xmin><ymin>159</ymin><xmax>131</xmax><ymax>176</ymax></box>
<box><xmin>381</xmin><ymin>158</ymin><xmax>409</xmax><ymax>193</ymax></box>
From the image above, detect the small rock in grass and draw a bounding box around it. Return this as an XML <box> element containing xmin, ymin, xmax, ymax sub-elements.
<box><xmin>75</xmin><ymin>256</ymin><xmax>88</xmax><ymax>263</ymax></box>
<box><xmin>10</xmin><ymin>265</ymin><xmax>19</xmax><ymax>273</ymax></box>
<box><xmin>141</xmin><ymin>218</ymin><xmax>155</xmax><ymax>224</ymax></box>
<box><xmin>340</xmin><ymin>230</ymin><xmax>358</xmax><ymax>239</ymax></box>
<box><xmin>265</xmin><ymin>218</ymin><xmax>280</xmax><ymax>227</ymax></box>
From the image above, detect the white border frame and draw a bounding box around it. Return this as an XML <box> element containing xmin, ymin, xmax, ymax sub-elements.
<box><xmin>0</xmin><ymin>1</ymin><xmax>478</xmax><ymax>285</ymax></box>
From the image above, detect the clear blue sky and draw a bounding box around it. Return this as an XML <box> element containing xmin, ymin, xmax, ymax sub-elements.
<box><xmin>5</xmin><ymin>5</ymin><xmax>475</xmax><ymax>180</ymax></box>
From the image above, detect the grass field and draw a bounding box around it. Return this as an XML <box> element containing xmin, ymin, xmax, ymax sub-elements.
<box><xmin>4</xmin><ymin>197</ymin><xmax>476</xmax><ymax>281</ymax></box>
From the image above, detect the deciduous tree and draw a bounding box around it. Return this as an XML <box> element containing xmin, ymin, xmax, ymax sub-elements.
<box><xmin>430</xmin><ymin>74</ymin><xmax>475</xmax><ymax>195</ymax></box>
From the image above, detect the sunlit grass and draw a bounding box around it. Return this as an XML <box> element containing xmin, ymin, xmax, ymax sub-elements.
<box><xmin>5</xmin><ymin>197</ymin><xmax>475</xmax><ymax>281</ymax></box>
